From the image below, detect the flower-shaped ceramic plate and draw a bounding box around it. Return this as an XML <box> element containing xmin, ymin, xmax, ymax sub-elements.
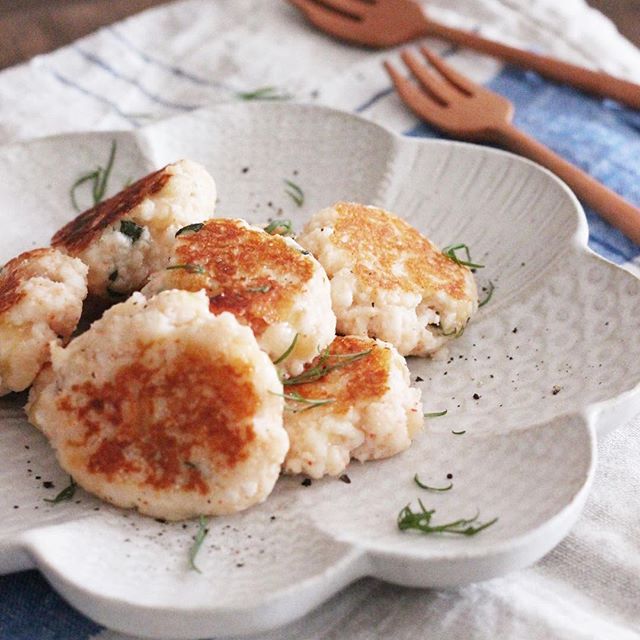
<box><xmin>1</xmin><ymin>104</ymin><xmax>639</xmax><ymax>639</ymax></box>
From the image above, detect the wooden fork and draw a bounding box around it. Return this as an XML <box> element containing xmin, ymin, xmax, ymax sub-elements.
<box><xmin>384</xmin><ymin>46</ymin><xmax>640</xmax><ymax>245</ymax></box>
<box><xmin>287</xmin><ymin>0</ymin><xmax>640</xmax><ymax>110</ymax></box>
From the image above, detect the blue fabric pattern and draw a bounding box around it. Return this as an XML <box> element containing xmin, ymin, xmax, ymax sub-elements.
<box><xmin>0</xmin><ymin>571</ymin><xmax>101</xmax><ymax>640</ymax></box>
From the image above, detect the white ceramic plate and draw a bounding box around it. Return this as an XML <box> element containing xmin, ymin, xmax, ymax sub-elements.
<box><xmin>1</xmin><ymin>104</ymin><xmax>639</xmax><ymax>639</ymax></box>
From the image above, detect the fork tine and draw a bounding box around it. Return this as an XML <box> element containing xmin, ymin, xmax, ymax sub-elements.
<box><xmin>419</xmin><ymin>46</ymin><xmax>477</xmax><ymax>95</ymax></box>
<box><xmin>384</xmin><ymin>60</ymin><xmax>446</xmax><ymax>120</ymax></box>
<box><xmin>400</xmin><ymin>50</ymin><xmax>457</xmax><ymax>104</ymax></box>
<box><xmin>287</xmin><ymin>0</ymin><xmax>359</xmax><ymax>31</ymax></box>
<box><xmin>316</xmin><ymin>0</ymin><xmax>366</xmax><ymax>18</ymax></box>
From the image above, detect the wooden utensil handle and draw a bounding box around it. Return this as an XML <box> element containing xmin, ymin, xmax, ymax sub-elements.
<box><xmin>423</xmin><ymin>20</ymin><xmax>640</xmax><ymax>110</ymax></box>
<box><xmin>497</xmin><ymin>124</ymin><xmax>640</xmax><ymax>245</ymax></box>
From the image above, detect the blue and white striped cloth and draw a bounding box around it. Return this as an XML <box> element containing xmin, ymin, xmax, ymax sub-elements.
<box><xmin>1</xmin><ymin>1</ymin><xmax>639</xmax><ymax>638</ymax></box>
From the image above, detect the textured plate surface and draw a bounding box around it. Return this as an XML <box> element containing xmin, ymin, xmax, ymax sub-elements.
<box><xmin>0</xmin><ymin>103</ymin><xmax>639</xmax><ymax>639</ymax></box>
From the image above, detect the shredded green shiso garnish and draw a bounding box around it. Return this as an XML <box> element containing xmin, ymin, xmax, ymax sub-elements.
<box><xmin>424</xmin><ymin>410</ymin><xmax>447</xmax><ymax>418</ymax></box>
<box><xmin>398</xmin><ymin>500</ymin><xmax>497</xmax><ymax>536</ymax></box>
<box><xmin>44</xmin><ymin>477</ymin><xmax>77</xmax><ymax>504</ymax></box>
<box><xmin>270</xmin><ymin>390</ymin><xmax>335</xmax><ymax>413</ymax></box>
<box><xmin>166</xmin><ymin>263</ymin><xmax>207</xmax><ymax>275</ymax></box>
<box><xmin>119</xmin><ymin>219</ymin><xmax>143</xmax><ymax>242</ymax></box>
<box><xmin>247</xmin><ymin>284</ymin><xmax>271</xmax><ymax>293</ymax></box>
<box><xmin>176</xmin><ymin>222</ymin><xmax>205</xmax><ymax>237</ymax></box>
<box><xmin>273</xmin><ymin>334</ymin><xmax>299</xmax><ymax>365</ymax></box>
<box><xmin>264</xmin><ymin>219</ymin><xmax>295</xmax><ymax>236</ymax></box>
<box><xmin>413</xmin><ymin>473</ymin><xmax>453</xmax><ymax>492</ymax></box>
<box><xmin>237</xmin><ymin>86</ymin><xmax>292</xmax><ymax>101</ymax></box>
<box><xmin>70</xmin><ymin>140</ymin><xmax>117</xmax><ymax>211</ymax></box>
<box><xmin>478</xmin><ymin>280</ymin><xmax>495</xmax><ymax>307</ymax></box>
<box><xmin>441</xmin><ymin>243</ymin><xmax>484</xmax><ymax>270</ymax></box>
<box><xmin>188</xmin><ymin>515</ymin><xmax>209</xmax><ymax>573</ymax></box>
<box><xmin>284</xmin><ymin>180</ymin><xmax>304</xmax><ymax>207</ymax></box>
<box><xmin>282</xmin><ymin>348</ymin><xmax>372</xmax><ymax>386</ymax></box>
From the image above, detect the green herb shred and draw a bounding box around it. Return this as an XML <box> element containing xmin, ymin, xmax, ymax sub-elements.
<box><xmin>264</xmin><ymin>219</ymin><xmax>295</xmax><ymax>236</ymax></box>
<box><xmin>119</xmin><ymin>220</ymin><xmax>143</xmax><ymax>242</ymax></box>
<box><xmin>284</xmin><ymin>180</ymin><xmax>304</xmax><ymax>207</ymax></box>
<box><xmin>237</xmin><ymin>86</ymin><xmax>292</xmax><ymax>101</ymax></box>
<box><xmin>441</xmin><ymin>243</ymin><xmax>484</xmax><ymax>270</ymax></box>
<box><xmin>188</xmin><ymin>515</ymin><xmax>209</xmax><ymax>573</ymax></box>
<box><xmin>70</xmin><ymin>171</ymin><xmax>100</xmax><ymax>212</ymax></box>
<box><xmin>478</xmin><ymin>281</ymin><xmax>495</xmax><ymax>307</ymax></box>
<box><xmin>423</xmin><ymin>410</ymin><xmax>448</xmax><ymax>418</ymax></box>
<box><xmin>413</xmin><ymin>473</ymin><xmax>453</xmax><ymax>492</ymax></box>
<box><xmin>175</xmin><ymin>222</ymin><xmax>205</xmax><ymax>237</ymax></box>
<box><xmin>282</xmin><ymin>348</ymin><xmax>372</xmax><ymax>386</ymax></box>
<box><xmin>441</xmin><ymin>324</ymin><xmax>465</xmax><ymax>338</ymax></box>
<box><xmin>270</xmin><ymin>390</ymin><xmax>335</xmax><ymax>413</ymax></box>
<box><xmin>70</xmin><ymin>140</ymin><xmax>117</xmax><ymax>211</ymax></box>
<box><xmin>44</xmin><ymin>477</ymin><xmax>77</xmax><ymax>504</ymax></box>
<box><xmin>273</xmin><ymin>334</ymin><xmax>299</xmax><ymax>365</ymax></box>
<box><xmin>398</xmin><ymin>499</ymin><xmax>498</xmax><ymax>536</ymax></box>
<box><xmin>166</xmin><ymin>263</ymin><xmax>206</xmax><ymax>275</ymax></box>
<box><xmin>247</xmin><ymin>285</ymin><xmax>271</xmax><ymax>293</ymax></box>
<box><xmin>451</xmin><ymin>429</ymin><xmax>466</xmax><ymax>435</ymax></box>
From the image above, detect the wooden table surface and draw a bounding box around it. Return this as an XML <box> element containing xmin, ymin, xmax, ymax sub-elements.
<box><xmin>0</xmin><ymin>0</ymin><xmax>639</xmax><ymax>70</ymax></box>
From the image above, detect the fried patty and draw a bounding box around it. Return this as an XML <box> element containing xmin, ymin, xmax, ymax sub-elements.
<box><xmin>0</xmin><ymin>248</ymin><xmax>87</xmax><ymax>395</ymax></box>
<box><xmin>282</xmin><ymin>335</ymin><xmax>423</xmax><ymax>478</ymax></box>
<box><xmin>142</xmin><ymin>218</ymin><xmax>336</xmax><ymax>375</ymax></box>
<box><xmin>297</xmin><ymin>202</ymin><xmax>478</xmax><ymax>356</ymax></box>
<box><xmin>27</xmin><ymin>290</ymin><xmax>288</xmax><ymax>520</ymax></box>
<box><xmin>52</xmin><ymin>159</ymin><xmax>217</xmax><ymax>299</ymax></box>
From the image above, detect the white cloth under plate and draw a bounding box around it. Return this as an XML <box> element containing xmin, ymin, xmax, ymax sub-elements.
<box><xmin>1</xmin><ymin>1</ymin><xmax>639</xmax><ymax>639</ymax></box>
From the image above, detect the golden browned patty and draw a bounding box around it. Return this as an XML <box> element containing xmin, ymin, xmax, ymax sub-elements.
<box><xmin>142</xmin><ymin>218</ymin><xmax>336</xmax><ymax>375</ymax></box>
<box><xmin>297</xmin><ymin>202</ymin><xmax>478</xmax><ymax>356</ymax></box>
<box><xmin>287</xmin><ymin>336</ymin><xmax>393</xmax><ymax>414</ymax></box>
<box><xmin>0</xmin><ymin>248</ymin><xmax>88</xmax><ymax>395</ymax></box>
<box><xmin>27</xmin><ymin>290</ymin><xmax>288</xmax><ymax>520</ymax></box>
<box><xmin>282</xmin><ymin>335</ymin><xmax>423</xmax><ymax>478</ymax></box>
<box><xmin>51</xmin><ymin>159</ymin><xmax>217</xmax><ymax>299</ymax></box>
<box><xmin>52</xmin><ymin>168</ymin><xmax>171</xmax><ymax>252</ymax></box>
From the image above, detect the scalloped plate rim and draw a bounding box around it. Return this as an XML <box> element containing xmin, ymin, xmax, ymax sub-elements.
<box><xmin>0</xmin><ymin>102</ymin><xmax>637</xmax><ymax>638</ymax></box>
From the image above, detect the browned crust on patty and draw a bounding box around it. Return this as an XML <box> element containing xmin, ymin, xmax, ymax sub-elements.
<box><xmin>56</xmin><ymin>343</ymin><xmax>258</xmax><ymax>493</ymax></box>
<box><xmin>330</xmin><ymin>202</ymin><xmax>469</xmax><ymax>300</ymax></box>
<box><xmin>165</xmin><ymin>219</ymin><xmax>314</xmax><ymax>336</ymax></box>
<box><xmin>0</xmin><ymin>248</ymin><xmax>53</xmax><ymax>316</ymax></box>
<box><xmin>290</xmin><ymin>336</ymin><xmax>391</xmax><ymax>415</ymax></box>
<box><xmin>52</xmin><ymin>167</ymin><xmax>170</xmax><ymax>252</ymax></box>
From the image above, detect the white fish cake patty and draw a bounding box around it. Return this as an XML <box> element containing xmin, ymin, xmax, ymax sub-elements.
<box><xmin>52</xmin><ymin>159</ymin><xmax>216</xmax><ymax>298</ymax></box>
<box><xmin>297</xmin><ymin>202</ymin><xmax>478</xmax><ymax>356</ymax></box>
<box><xmin>283</xmin><ymin>336</ymin><xmax>423</xmax><ymax>479</ymax></box>
<box><xmin>27</xmin><ymin>290</ymin><xmax>288</xmax><ymax>520</ymax></box>
<box><xmin>142</xmin><ymin>218</ymin><xmax>336</xmax><ymax>376</ymax></box>
<box><xmin>0</xmin><ymin>248</ymin><xmax>88</xmax><ymax>395</ymax></box>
